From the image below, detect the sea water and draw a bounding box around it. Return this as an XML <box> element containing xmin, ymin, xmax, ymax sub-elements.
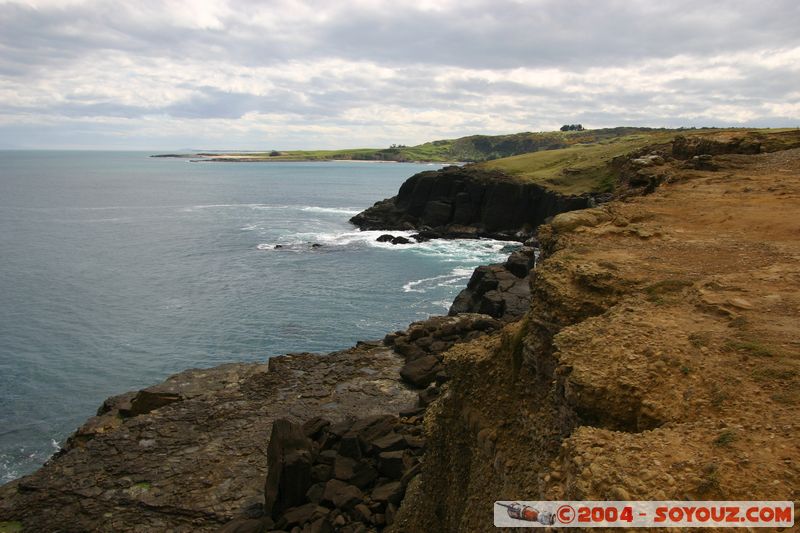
<box><xmin>0</xmin><ymin>152</ymin><xmax>514</xmax><ymax>482</ymax></box>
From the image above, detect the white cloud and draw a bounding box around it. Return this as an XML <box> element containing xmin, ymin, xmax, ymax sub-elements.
<box><xmin>0</xmin><ymin>0</ymin><xmax>798</xmax><ymax>148</ymax></box>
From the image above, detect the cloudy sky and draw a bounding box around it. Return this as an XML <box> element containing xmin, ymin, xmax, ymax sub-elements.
<box><xmin>0</xmin><ymin>0</ymin><xmax>798</xmax><ymax>149</ymax></box>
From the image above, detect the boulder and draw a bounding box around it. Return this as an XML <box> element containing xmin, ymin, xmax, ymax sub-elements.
<box><xmin>399</xmin><ymin>355</ymin><xmax>442</xmax><ymax>388</ymax></box>
<box><xmin>377</xmin><ymin>451</ymin><xmax>405</xmax><ymax>479</ymax></box>
<box><xmin>264</xmin><ymin>419</ymin><xmax>315</xmax><ymax>518</ymax></box>
<box><xmin>371</xmin><ymin>481</ymin><xmax>404</xmax><ymax>505</ymax></box>
<box><xmin>376</xmin><ymin>234</ymin><xmax>395</xmax><ymax>243</ymax></box>
<box><xmin>333</xmin><ymin>456</ymin><xmax>377</xmax><ymax>489</ymax></box>
<box><xmin>321</xmin><ymin>479</ymin><xmax>363</xmax><ymax>509</ymax></box>
<box><xmin>390</xmin><ymin>236</ymin><xmax>411</xmax><ymax>245</ymax></box>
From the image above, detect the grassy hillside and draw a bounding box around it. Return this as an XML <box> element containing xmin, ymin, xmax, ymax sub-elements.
<box><xmin>478</xmin><ymin>128</ymin><xmax>800</xmax><ymax>195</ymax></box>
<box><xmin>193</xmin><ymin>127</ymin><xmax>667</xmax><ymax>163</ymax></box>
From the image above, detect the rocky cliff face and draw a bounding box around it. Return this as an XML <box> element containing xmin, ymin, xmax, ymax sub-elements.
<box><xmin>394</xmin><ymin>146</ymin><xmax>800</xmax><ymax>531</ymax></box>
<box><xmin>350</xmin><ymin>166</ymin><xmax>589</xmax><ymax>239</ymax></box>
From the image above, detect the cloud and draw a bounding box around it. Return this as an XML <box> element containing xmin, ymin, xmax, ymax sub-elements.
<box><xmin>0</xmin><ymin>0</ymin><xmax>798</xmax><ymax>148</ymax></box>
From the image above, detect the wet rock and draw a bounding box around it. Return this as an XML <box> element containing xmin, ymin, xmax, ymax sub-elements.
<box><xmin>264</xmin><ymin>419</ymin><xmax>315</xmax><ymax>518</ymax></box>
<box><xmin>390</xmin><ymin>236</ymin><xmax>411</xmax><ymax>245</ymax></box>
<box><xmin>376</xmin><ymin>234</ymin><xmax>395</xmax><ymax>243</ymax></box>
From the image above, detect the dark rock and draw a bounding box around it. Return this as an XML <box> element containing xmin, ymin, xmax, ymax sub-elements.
<box><xmin>219</xmin><ymin>517</ymin><xmax>272</xmax><ymax>533</ymax></box>
<box><xmin>274</xmin><ymin>244</ymin><xmax>283</xmax><ymax>249</ymax></box>
<box><xmin>306</xmin><ymin>483</ymin><xmax>325</xmax><ymax>504</ymax></box>
<box><xmin>264</xmin><ymin>419</ymin><xmax>315</xmax><ymax>518</ymax></box>
<box><xmin>311</xmin><ymin>243</ymin><xmax>323</xmax><ymax>248</ymax></box>
<box><xmin>390</xmin><ymin>236</ymin><xmax>411</xmax><ymax>245</ymax></box>
<box><xmin>418</xmin><ymin>385</ymin><xmax>441</xmax><ymax>407</ymax></box>
<box><xmin>371</xmin><ymin>481</ymin><xmax>404</xmax><ymax>505</ymax></box>
<box><xmin>337</xmin><ymin>434</ymin><xmax>362</xmax><ymax>460</ymax></box>
<box><xmin>347</xmin><ymin>415</ymin><xmax>397</xmax><ymax>451</ymax></box>
<box><xmin>377</xmin><ymin>451</ymin><xmax>405</xmax><ymax>479</ymax></box>
<box><xmin>449</xmin><ymin>260</ymin><xmax>532</xmax><ymax>322</ymax></box>
<box><xmin>353</xmin><ymin>503</ymin><xmax>372</xmax><ymax>523</ymax></box>
<box><xmin>328</xmin><ymin>419</ymin><xmax>353</xmax><ymax>438</ymax></box>
<box><xmin>386</xmin><ymin>503</ymin><xmax>398</xmax><ymax>526</ymax></box>
<box><xmin>399</xmin><ymin>355</ymin><xmax>442</xmax><ymax>388</ymax></box>
<box><xmin>283</xmin><ymin>503</ymin><xmax>322</xmax><ymax>528</ymax></box>
<box><xmin>316</xmin><ymin>449</ymin><xmax>337</xmax><ymax>465</ymax></box>
<box><xmin>376</xmin><ymin>234</ymin><xmax>395</xmax><ymax>242</ymax></box>
<box><xmin>371</xmin><ymin>432</ymin><xmax>407</xmax><ymax>452</ymax></box>
<box><xmin>128</xmin><ymin>389</ymin><xmax>181</xmax><ymax>416</ymax></box>
<box><xmin>349</xmin><ymin>165</ymin><xmax>588</xmax><ymax>237</ymax></box>
<box><xmin>311</xmin><ymin>464</ymin><xmax>332</xmax><ymax>483</ymax></box>
<box><xmin>504</xmin><ymin>247</ymin><xmax>536</xmax><ymax>278</ymax></box>
<box><xmin>306</xmin><ymin>517</ymin><xmax>334</xmax><ymax>533</ymax></box>
<box><xmin>333</xmin><ymin>456</ymin><xmax>378</xmax><ymax>489</ymax></box>
<box><xmin>302</xmin><ymin>418</ymin><xmax>330</xmax><ymax>441</ymax></box>
<box><xmin>399</xmin><ymin>406</ymin><xmax>425</xmax><ymax>418</ymax></box>
<box><xmin>321</xmin><ymin>479</ymin><xmax>363</xmax><ymax>509</ymax></box>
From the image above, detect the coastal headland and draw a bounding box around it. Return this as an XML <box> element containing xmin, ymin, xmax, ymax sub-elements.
<box><xmin>2</xmin><ymin>128</ymin><xmax>800</xmax><ymax>532</ymax></box>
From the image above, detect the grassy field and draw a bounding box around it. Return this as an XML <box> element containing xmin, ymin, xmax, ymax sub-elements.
<box><xmin>478</xmin><ymin>132</ymin><xmax>675</xmax><ymax>194</ymax></box>
<box><xmin>194</xmin><ymin>127</ymin><xmax>671</xmax><ymax>163</ymax></box>
<box><xmin>478</xmin><ymin>128</ymin><xmax>800</xmax><ymax>195</ymax></box>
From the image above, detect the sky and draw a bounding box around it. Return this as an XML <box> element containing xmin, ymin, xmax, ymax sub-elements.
<box><xmin>0</xmin><ymin>0</ymin><xmax>798</xmax><ymax>150</ymax></box>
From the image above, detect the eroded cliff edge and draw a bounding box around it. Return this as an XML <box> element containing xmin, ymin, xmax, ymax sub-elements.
<box><xmin>395</xmin><ymin>144</ymin><xmax>800</xmax><ymax>531</ymax></box>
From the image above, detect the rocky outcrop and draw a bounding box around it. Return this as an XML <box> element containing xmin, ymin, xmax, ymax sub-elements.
<box><xmin>384</xmin><ymin>313</ymin><xmax>502</xmax><ymax>391</ymax></box>
<box><xmin>222</xmin><ymin>414</ymin><xmax>425</xmax><ymax>532</ymax></box>
<box><xmin>350</xmin><ymin>165</ymin><xmax>589</xmax><ymax>239</ymax></box>
<box><xmin>0</xmin><ymin>344</ymin><xmax>416</xmax><ymax>531</ymax></box>
<box><xmin>448</xmin><ymin>247</ymin><xmax>536</xmax><ymax>322</ymax></box>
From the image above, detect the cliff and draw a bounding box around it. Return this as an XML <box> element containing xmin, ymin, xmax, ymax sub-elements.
<box><xmin>350</xmin><ymin>165</ymin><xmax>589</xmax><ymax>239</ymax></box>
<box><xmin>394</xmin><ymin>140</ymin><xmax>800</xmax><ymax>531</ymax></box>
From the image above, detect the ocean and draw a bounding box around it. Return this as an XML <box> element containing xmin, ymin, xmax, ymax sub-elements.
<box><xmin>0</xmin><ymin>151</ymin><xmax>514</xmax><ymax>483</ymax></box>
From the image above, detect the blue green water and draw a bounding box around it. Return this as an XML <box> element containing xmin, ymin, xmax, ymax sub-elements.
<box><xmin>0</xmin><ymin>152</ymin><xmax>513</xmax><ymax>482</ymax></box>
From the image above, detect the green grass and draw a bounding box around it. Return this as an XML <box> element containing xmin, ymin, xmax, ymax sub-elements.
<box><xmin>478</xmin><ymin>132</ymin><xmax>676</xmax><ymax>194</ymax></box>
<box><xmin>0</xmin><ymin>523</ymin><xmax>23</xmax><ymax>533</ymax></box>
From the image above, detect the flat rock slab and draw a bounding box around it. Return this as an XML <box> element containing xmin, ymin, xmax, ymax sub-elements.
<box><xmin>0</xmin><ymin>345</ymin><xmax>415</xmax><ymax>532</ymax></box>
